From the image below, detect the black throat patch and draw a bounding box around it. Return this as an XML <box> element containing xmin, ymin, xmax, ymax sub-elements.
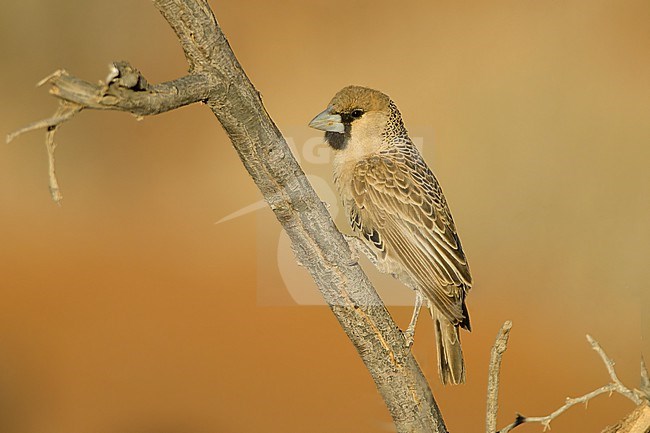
<box><xmin>325</xmin><ymin>122</ymin><xmax>351</xmax><ymax>150</ymax></box>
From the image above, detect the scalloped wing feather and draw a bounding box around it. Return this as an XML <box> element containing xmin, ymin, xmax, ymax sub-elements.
<box><xmin>350</xmin><ymin>150</ymin><xmax>472</xmax><ymax>327</ymax></box>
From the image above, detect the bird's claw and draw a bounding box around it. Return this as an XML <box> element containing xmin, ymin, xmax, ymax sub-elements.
<box><xmin>403</xmin><ymin>327</ymin><xmax>415</xmax><ymax>348</ymax></box>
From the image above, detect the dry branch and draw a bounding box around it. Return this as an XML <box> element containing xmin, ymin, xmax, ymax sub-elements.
<box><xmin>587</xmin><ymin>335</ymin><xmax>642</xmax><ymax>405</ymax></box>
<box><xmin>486</xmin><ymin>321</ymin><xmax>514</xmax><ymax>433</ymax></box>
<box><xmin>496</xmin><ymin>335</ymin><xmax>647</xmax><ymax>433</ymax></box>
<box><xmin>8</xmin><ymin>1</ymin><xmax>447</xmax><ymax>432</ymax></box>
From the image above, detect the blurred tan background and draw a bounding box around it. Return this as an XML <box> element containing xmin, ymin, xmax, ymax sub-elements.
<box><xmin>1</xmin><ymin>1</ymin><xmax>648</xmax><ymax>432</ymax></box>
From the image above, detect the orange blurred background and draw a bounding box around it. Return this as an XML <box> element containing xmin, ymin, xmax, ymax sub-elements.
<box><xmin>1</xmin><ymin>1</ymin><xmax>648</xmax><ymax>432</ymax></box>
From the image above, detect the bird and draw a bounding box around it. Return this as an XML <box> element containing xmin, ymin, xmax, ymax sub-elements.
<box><xmin>308</xmin><ymin>86</ymin><xmax>473</xmax><ymax>385</ymax></box>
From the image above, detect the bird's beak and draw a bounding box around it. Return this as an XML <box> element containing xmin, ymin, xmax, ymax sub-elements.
<box><xmin>308</xmin><ymin>107</ymin><xmax>344</xmax><ymax>133</ymax></box>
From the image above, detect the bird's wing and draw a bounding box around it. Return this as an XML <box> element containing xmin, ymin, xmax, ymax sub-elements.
<box><xmin>349</xmin><ymin>150</ymin><xmax>472</xmax><ymax>326</ymax></box>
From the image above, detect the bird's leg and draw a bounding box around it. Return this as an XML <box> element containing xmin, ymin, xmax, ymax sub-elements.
<box><xmin>403</xmin><ymin>291</ymin><xmax>424</xmax><ymax>348</ymax></box>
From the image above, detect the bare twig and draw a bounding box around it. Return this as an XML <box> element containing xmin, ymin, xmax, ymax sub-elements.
<box><xmin>502</xmin><ymin>384</ymin><xmax>620</xmax><ymax>432</ymax></box>
<box><xmin>588</xmin><ymin>334</ymin><xmax>642</xmax><ymax>405</ymax></box>
<box><xmin>486</xmin><ymin>320</ymin><xmax>513</xmax><ymax>433</ymax></box>
<box><xmin>44</xmin><ymin>101</ymin><xmax>82</xmax><ymax>203</ymax></box>
<box><xmin>7</xmin><ymin>71</ymin><xmax>81</xmax><ymax>145</ymax></box>
<box><xmin>7</xmin><ymin>91</ymin><xmax>83</xmax><ymax>203</ymax></box>
<box><xmin>5</xmin><ymin>103</ymin><xmax>80</xmax><ymax>144</ymax></box>
<box><xmin>8</xmin><ymin>64</ymin><xmax>215</xmax><ymax>201</ymax></box>
<box><xmin>498</xmin><ymin>335</ymin><xmax>642</xmax><ymax>432</ymax></box>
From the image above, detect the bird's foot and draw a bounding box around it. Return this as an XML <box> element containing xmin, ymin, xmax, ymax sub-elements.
<box><xmin>403</xmin><ymin>292</ymin><xmax>424</xmax><ymax>348</ymax></box>
<box><xmin>403</xmin><ymin>326</ymin><xmax>416</xmax><ymax>348</ymax></box>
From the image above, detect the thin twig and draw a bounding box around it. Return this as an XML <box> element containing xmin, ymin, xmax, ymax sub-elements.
<box><xmin>8</xmin><ymin>63</ymin><xmax>213</xmax><ymax>204</ymax></box>
<box><xmin>45</xmin><ymin>102</ymin><xmax>83</xmax><ymax>203</ymax></box>
<box><xmin>7</xmin><ymin>98</ymin><xmax>83</xmax><ymax>203</ymax></box>
<box><xmin>6</xmin><ymin>79</ymin><xmax>82</xmax><ymax>145</ymax></box>
<box><xmin>498</xmin><ymin>335</ymin><xmax>642</xmax><ymax>432</ymax></box>
<box><xmin>587</xmin><ymin>334</ymin><xmax>642</xmax><ymax>405</ymax></box>
<box><xmin>486</xmin><ymin>320</ymin><xmax>513</xmax><ymax>433</ymax></box>
<box><xmin>501</xmin><ymin>384</ymin><xmax>618</xmax><ymax>432</ymax></box>
<box><xmin>6</xmin><ymin>113</ymin><xmax>73</xmax><ymax>144</ymax></box>
<box><xmin>6</xmin><ymin>70</ymin><xmax>80</xmax><ymax>144</ymax></box>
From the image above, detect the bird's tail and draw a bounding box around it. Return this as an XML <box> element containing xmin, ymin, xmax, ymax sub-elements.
<box><xmin>431</xmin><ymin>306</ymin><xmax>465</xmax><ymax>385</ymax></box>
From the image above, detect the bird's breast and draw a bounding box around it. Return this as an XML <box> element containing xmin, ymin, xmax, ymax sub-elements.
<box><xmin>332</xmin><ymin>151</ymin><xmax>358</xmax><ymax>211</ymax></box>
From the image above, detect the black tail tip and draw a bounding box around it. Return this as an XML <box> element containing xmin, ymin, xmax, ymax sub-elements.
<box><xmin>460</xmin><ymin>302</ymin><xmax>471</xmax><ymax>331</ymax></box>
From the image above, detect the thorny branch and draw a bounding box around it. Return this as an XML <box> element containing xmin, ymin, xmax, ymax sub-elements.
<box><xmin>587</xmin><ymin>335</ymin><xmax>643</xmax><ymax>405</ymax></box>
<box><xmin>7</xmin><ymin>1</ymin><xmax>447</xmax><ymax>432</ymax></box>
<box><xmin>493</xmin><ymin>334</ymin><xmax>648</xmax><ymax>433</ymax></box>
<box><xmin>7</xmin><ymin>95</ymin><xmax>82</xmax><ymax>204</ymax></box>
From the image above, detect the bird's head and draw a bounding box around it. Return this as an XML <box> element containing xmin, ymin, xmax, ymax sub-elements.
<box><xmin>308</xmin><ymin>86</ymin><xmax>397</xmax><ymax>151</ymax></box>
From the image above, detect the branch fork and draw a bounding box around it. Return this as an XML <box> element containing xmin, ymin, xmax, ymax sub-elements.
<box><xmin>486</xmin><ymin>323</ymin><xmax>649</xmax><ymax>433</ymax></box>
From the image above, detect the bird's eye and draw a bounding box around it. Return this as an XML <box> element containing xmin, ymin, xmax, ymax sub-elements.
<box><xmin>350</xmin><ymin>109</ymin><xmax>364</xmax><ymax>119</ymax></box>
